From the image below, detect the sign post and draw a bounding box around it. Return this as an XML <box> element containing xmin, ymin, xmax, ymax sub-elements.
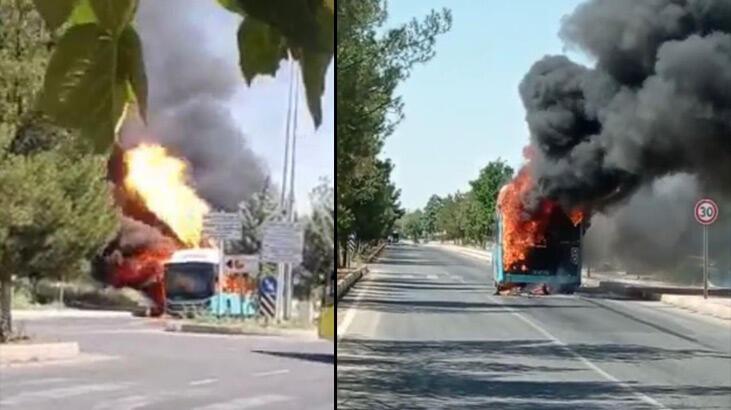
<box><xmin>262</xmin><ymin>221</ymin><xmax>304</xmax><ymax>320</ymax></box>
<box><xmin>694</xmin><ymin>198</ymin><xmax>719</xmax><ymax>299</ymax></box>
<box><xmin>203</xmin><ymin>212</ymin><xmax>243</xmax><ymax>304</ymax></box>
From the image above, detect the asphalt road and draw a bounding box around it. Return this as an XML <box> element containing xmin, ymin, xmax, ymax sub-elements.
<box><xmin>337</xmin><ymin>243</ymin><xmax>731</xmax><ymax>409</ymax></box>
<box><xmin>0</xmin><ymin>316</ymin><xmax>333</xmax><ymax>409</ymax></box>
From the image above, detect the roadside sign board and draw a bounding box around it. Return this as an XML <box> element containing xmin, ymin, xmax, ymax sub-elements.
<box><xmin>260</xmin><ymin>276</ymin><xmax>277</xmax><ymax>295</ymax></box>
<box><xmin>203</xmin><ymin>212</ymin><xmax>241</xmax><ymax>240</ymax></box>
<box><xmin>224</xmin><ymin>254</ymin><xmax>259</xmax><ymax>275</ymax></box>
<box><xmin>694</xmin><ymin>199</ymin><xmax>719</xmax><ymax>225</ymax></box>
<box><xmin>258</xmin><ymin>276</ymin><xmax>277</xmax><ymax>319</ymax></box>
<box><xmin>261</xmin><ymin>221</ymin><xmax>304</xmax><ymax>264</ymax></box>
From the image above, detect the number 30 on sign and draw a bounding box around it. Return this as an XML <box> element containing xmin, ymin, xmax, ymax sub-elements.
<box><xmin>694</xmin><ymin>199</ymin><xmax>719</xmax><ymax>225</ymax></box>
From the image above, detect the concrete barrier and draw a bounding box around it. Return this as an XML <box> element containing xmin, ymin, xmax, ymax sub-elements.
<box><xmin>0</xmin><ymin>342</ymin><xmax>79</xmax><ymax>365</ymax></box>
<box><xmin>165</xmin><ymin>322</ymin><xmax>316</xmax><ymax>338</ymax></box>
<box><xmin>336</xmin><ymin>242</ymin><xmax>386</xmax><ymax>302</ymax></box>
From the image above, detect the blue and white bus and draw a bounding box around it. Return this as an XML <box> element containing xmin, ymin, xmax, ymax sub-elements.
<box><xmin>492</xmin><ymin>199</ymin><xmax>584</xmax><ymax>295</ymax></box>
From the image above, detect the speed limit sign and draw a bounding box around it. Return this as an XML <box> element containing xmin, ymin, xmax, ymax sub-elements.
<box><xmin>694</xmin><ymin>199</ymin><xmax>719</xmax><ymax>225</ymax></box>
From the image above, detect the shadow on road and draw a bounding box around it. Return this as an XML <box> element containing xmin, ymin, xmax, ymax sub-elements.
<box><xmin>350</xmin><ymin>298</ymin><xmax>591</xmax><ymax>314</ymax></box>
<box><xmin>337</xmin><ymin>338</ymin><xmax>731</xmax><ymax>409</ymax></box>
<box><xmin>252</xmin><ymin>350</ymin><xmax>334</xmax><ymax>365</ymax></box>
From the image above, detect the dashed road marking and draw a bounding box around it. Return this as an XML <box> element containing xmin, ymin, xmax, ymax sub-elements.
<box><xmin>189</xmin><ymin>378</ymin><xmax>218</xmax><ymax>386</ymax></box>
<box><xmin>251</xmin><ymin>369</ymin><xmax>290</xmax><ymax>377</ymax></box>
<box><xmin>193</xmin><ymin>394</ymin><xmax>292</xmax><ymax>409</ymax></box>
<box><xmin>488</xmin><ymin>294</ymin><xmax>669</xmax><ymax>409</ymax></box>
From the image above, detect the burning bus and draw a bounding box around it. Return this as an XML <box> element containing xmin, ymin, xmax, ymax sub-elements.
<box><xmin>492</xmin><ymin>168</ymin><xmax>586</xmax><ymax>295</ymax></box>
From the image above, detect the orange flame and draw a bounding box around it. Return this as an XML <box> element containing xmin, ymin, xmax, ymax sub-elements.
<box><xmin>498</xmin><ymin>166</ymin><xmax>583</xmax><ymax>271</ymax></box>
<box><xmin>124</xmin><ymin>144</ymin><xmax>210</xmax><ymax>247</ymax></box>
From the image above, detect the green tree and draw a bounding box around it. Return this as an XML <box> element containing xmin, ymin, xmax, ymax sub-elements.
<box><xmin>297</xmin><ymin>178</ymin><xmax>334</xmax><ymax>297</ymax></box>
<box><xmin>232</xmin><ymin>179</ymin><xmax>279</xmax><ymax>254</ymax></box>
<box><xmin>0</xmin><ymin>132</ymin><xmax>118</xmax><ymax>341</ymax></box>
<box><xmin>401</xmin><ymin>209</ymin><xmax>425</xmax><ymax>242</ymax></box>
<box><xmin>0</xmin><ymin>1</ymin><xmax>118</xmax><ymax>342</ymax></box>
<box><xmin>469</xmin><ymin>159</ymin><xmax>513</xmax><ymax>240</ymax></box>
<box><xmin>337</xmin><ymin>0</ymin><xmax>450</xmax><ymax>265</ymax></box>
<box><xmin>423</xmin><ymin>194</ymin><xmax>443</xmax><ymax>239</ymax></box>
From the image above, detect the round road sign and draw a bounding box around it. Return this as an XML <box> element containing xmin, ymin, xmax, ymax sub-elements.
<box><xmin>694</xmin><ymin>198</ymin><xmax>719</xmax><ymax>225</ymax></box>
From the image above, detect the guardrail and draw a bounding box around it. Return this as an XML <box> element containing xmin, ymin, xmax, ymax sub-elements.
<box><xmin>336</xmin><ymin>241</ymin><xmax>386</xmax><ymax>302</ymax></box>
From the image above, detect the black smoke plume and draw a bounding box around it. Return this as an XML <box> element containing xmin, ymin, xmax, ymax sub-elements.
<box><xmin>121</xmin><ymin>0</ymin><xmax>268</xmax><ymax>211</ymax></box>
<box><xmin>520</xmin><ymin>0</ymin><xmax>731</xmax><ymax>212</ymax></box>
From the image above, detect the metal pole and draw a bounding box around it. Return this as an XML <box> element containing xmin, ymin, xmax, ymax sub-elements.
<box><xmin>703</xmin><ymin>225</ymin><xmax>709</xmax><ymax>299</ymax></box>
<box><xmin>218</xmin><ymin>238</ymin><xmax>225</xmax><ymax>316</ymax></box>
<box><xmin>276</xmin><ymin>58</ymin><xmax>296</xmax><ymax>322</ymax></box>
<box><xmin>284</xmin><ymin>66</ymin><xmax>301</xmax><ymax>321</ymax></box>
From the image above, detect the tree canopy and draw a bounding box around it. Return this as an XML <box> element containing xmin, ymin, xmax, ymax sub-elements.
<box><xmin>336</xmin><ymin>0</ymin><xmax>450</xmax><ymax>265</ymax></box>
<box><xmin>407</xmin><ymin>160</ymin><xmax>514</xmax><ymax>246</ymax></box>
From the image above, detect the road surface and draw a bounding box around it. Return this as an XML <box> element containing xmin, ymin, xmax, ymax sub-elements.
<box><xmin>337</xmin><ymin>243</ymin><xmax>731</xmax><ymax>409</ymax></box>
<box><xmin>0</xmin><ymin>316</ymin><xmax>333</xmax><ymax>409</ymax></box>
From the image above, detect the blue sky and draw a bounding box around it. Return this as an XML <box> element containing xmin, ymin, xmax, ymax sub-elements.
<box><xmin>382</xmin><ymin>0</ymin><xmax>589</xmax><ymax>211</ymax></box>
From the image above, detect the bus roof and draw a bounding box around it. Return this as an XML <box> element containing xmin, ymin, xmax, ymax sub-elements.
<box><xmin>167</xmin><ymin>248</ymin><xmax>219</xmax><ymax>265</ymax></box>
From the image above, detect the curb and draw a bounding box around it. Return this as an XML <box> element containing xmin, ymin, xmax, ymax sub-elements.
<box><xmin>659</xmin><ymin>295</ymin><xmax>731</xmax><ymax>320</ymax></box>
<box><xmin>164</xmin><ymin>322</ymin><xmax>316</xmax><ymax>338</ymax></box>
<box><xmin>0</xmin><ymin>342</ymin><xmax>79</xmax><ymax>365</ymax></box>
<box><xmin>336</xmin><ymin>242</ymin><xmax>386</xmax><ymax>302</ymax></box>
<box><xmin>13</xmin><ymin>309</ymin><xmax>134</xmax><ymax>320</ymax></box>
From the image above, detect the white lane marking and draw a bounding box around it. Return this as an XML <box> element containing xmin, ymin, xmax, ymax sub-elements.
<box><xmin>427</xmin><ymin>274</ymin><xmax>438</xmax><ymax>280</ymax></box>
<box><xmin>488</xmin><ymin>295</ymin><xmax>668</xmax><ymax>409</ymax></box>
<box><xmin>93</xmin><ymin>395</ymin><xmax>152</xmax><ymax>410</ymax></box>
<box><xmin>0</xmin><ymin>383</ymin><xmax>129</xmax><ymax>406</ymax></box>
<box><xmin>0</xmin><ymin>353</ymin><xmax>119</xmax><ymax>369</ymax></box>
<box><xmin>194</xmin><ymin>394</ymin><xmax>291</xmax><ymax>410</ymax></box>
<box><xmin>189</xmin><ymin>378</ymin><xmax>218</xmax><ymax>386</ymax></box>
<box><xmin>338</xmin><ymin>276</ymin><xmax>371</xmax><ymax>341</ymax></box>
<box><xmin>251</xmin><ymin>369</ymin><xmax>290</xmax><ymax>377</ymax></box>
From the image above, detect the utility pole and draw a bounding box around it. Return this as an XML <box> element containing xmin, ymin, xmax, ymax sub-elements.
<box><xmin>276</xmin><ymin>58</ymin><xmax>296</xmax><ymax>322</ymax></box>
<box><xmin>285</xmin><ymin>66</ymin><xmax>300</xmax><ymax>320</ymax></box>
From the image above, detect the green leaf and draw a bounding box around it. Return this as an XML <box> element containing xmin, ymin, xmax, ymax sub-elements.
<box><xmin>296</xmin><ymin>50</ymin><xmax>330</xmax><ymax>128</ymax></box>
<box><xmin>217</xmin><ymin>0</ymin><xmax>244</xmax><ymax>14</ymax></box>
<box><xmin>235</xmin><ymin>0</ymin><xmax>333</xmax><ymax>53</ymax></box>
<box><xmin>117</xmin><ymin>27</ymin><xmax>147</xmax><ymax>122</ymax></box>
<box><xmin>237</xmin><ymin>17</ymin><xmax>287</xmax><ymax>85</ymax></box>
<box><xmin>232</xmin><ymin>0</ymin><xmax>333</xmax><ymax>128</ymax></box>
<box><xmin>90</xmin><ymin>0</ymin><xmax>138</xmax><ymax>35</ymax></box>
<box><xmin>69</xmin><ymin>0</ymin><xmax>97</xmax><ymax>25</ymax></box>
<box><xmin>32</xmin><ymin>0</ymin><xmax>80</xmax><ymax>30</ymax></box>
<box><xmin>38</xmin><ymin>24</ymin><xmax>122</xmax><ymax>150</ymax></box>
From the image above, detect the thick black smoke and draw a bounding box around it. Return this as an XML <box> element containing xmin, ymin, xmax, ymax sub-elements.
<box><xmin>121</xmin><ymin>0</ymin><xmax>267</xmax><ymax>211</ymax></box>
<box><xmin>520</xmin><ymin>0</ymin><xmax>731</xmax><ymax>212</ymax></box>
<box><xmin>583</xmin><ymin>174</ymin><xmax>731</xmax><ymax>286</ymax></box>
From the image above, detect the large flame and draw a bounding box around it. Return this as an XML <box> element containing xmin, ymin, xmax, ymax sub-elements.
<box><xmin>124</xmin><ymin>144</ymin><xmax>209</xmax><ymax>246</ymax></box>
<box><xmin>498</xmin><ymin>165</ymin><xmax>584</xmax><ymax>272</ymax></box>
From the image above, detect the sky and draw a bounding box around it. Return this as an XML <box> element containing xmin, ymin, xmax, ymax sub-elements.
<box><xmin>382</xmin><ymin>0</ymin><xmax>590</xmax><ymax>211</ymax></box>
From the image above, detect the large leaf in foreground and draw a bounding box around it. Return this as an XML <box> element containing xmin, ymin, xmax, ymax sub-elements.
<box><xmin>38</xmin><ymin>24</ymin><xmax>122</xmax><ymax>151</ymax></box>
<box><xmin>117</xmin><ymin>27</ymin><xmax>147</xmax><ymax>121</ymax></box>
<box><xmin>32</xmin><ymin>0</ymin><xmax>79</xmax><ymax>30</ymax></box>
<box><xmin>237</xmin><ymin>17</ymin><xmax>287</xmax><ymax>85</ymax></box>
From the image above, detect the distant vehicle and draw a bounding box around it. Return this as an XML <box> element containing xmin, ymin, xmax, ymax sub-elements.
<box><xmin>492</xmin><ymin>203</ymin><xmax>584</xmax><ymax>295</ymax></box>
<box><xmin>391</xmin><ymin>232</ymin><xmax>400</xmax><ymax>243</ymax></box>
<box><xmin>164</xmin><ymin>248</ymin><xmax>218</xmax><ymax>316</ymax></box>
